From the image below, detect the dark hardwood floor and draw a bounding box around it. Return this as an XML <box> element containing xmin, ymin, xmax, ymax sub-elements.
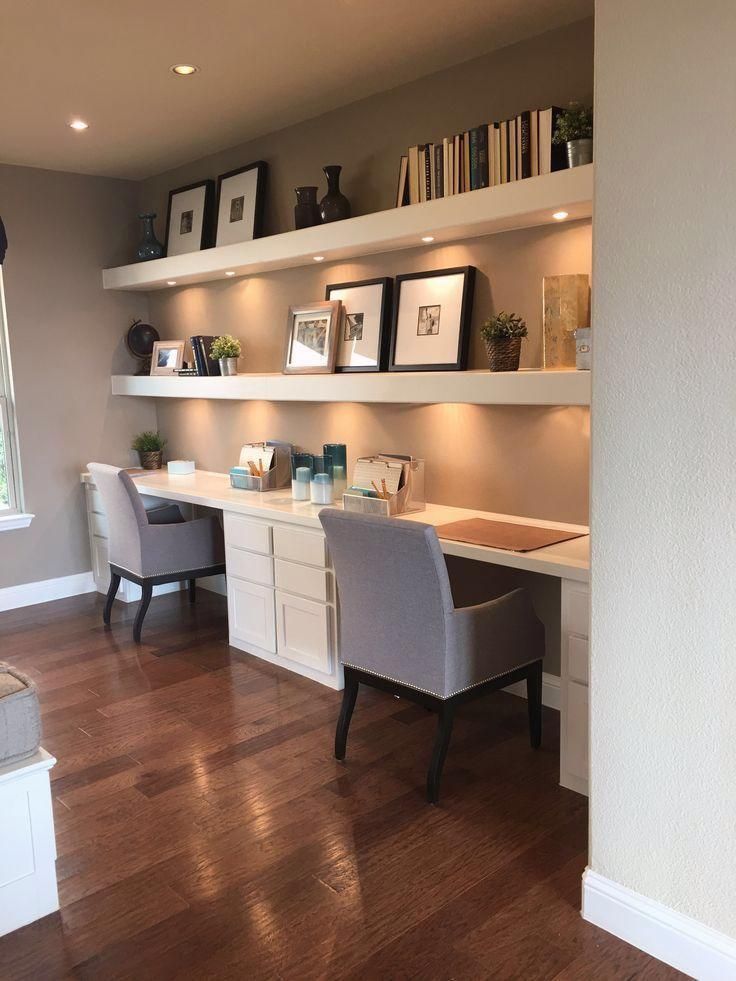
<box><xmin>0</xmin><ymin>590</ymin><xmax>685</xmax><ymax>980</ymax></box>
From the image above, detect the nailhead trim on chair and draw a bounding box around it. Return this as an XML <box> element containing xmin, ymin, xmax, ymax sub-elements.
<box><xmin>113</xmin><ymin>562</ymin><xmax>216</xmax><ymax>578</ymax></box>
<box><xmin>340</xmin><ymin>657</ymin><xmax>540</xmax><ymax>700</ymax></box>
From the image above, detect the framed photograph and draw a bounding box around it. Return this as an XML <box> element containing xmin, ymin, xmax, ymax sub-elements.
<box><xmin>325</xmin><ymin>277</ymin><xmax>392</xmax><ymax>373</ymax></box>
<box><xmin>165</xmin><ymin>180</ymin><xmax>215</xmax><ymax>257</ymax></box>
<box><xmin>150</xmin><ymin>340</ymin><xmax>185</xmax><ymax>375</ymax></box>
<box><xmin>283</xmin><ymin>300</ymin><xmax>342</xmax><ymax>374</ymax></box>
<box><xmin>389</xmin><ymin>266</ymin><xmax>476</xmax><ymax>371</ymax></box>
<box><xmin>215</xmin><ymin>161</ymin><xmax>268</xmax><ymax>247</ymax></box>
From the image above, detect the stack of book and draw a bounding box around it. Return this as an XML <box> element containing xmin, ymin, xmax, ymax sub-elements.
<box><xmin>396</xmin><ymin>107</ymin><xmax>567</xmax><ymax>207</ymax></box>
<box><xmin>189</xmin><ymin>335</ymin><xmax>221</xmax><ymax>376</ymax></box>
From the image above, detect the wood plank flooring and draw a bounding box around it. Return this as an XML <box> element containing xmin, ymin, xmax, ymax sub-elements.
<box><xmin>0</xmin><ymin>590</ymin><xmax>685</xmax><ymax>980</ymax></box>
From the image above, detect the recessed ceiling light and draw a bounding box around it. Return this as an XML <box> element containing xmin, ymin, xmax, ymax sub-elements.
<box><xmin>225</xmin><ymin>270</ymin><xmax>235</xmax><ymax>277</ymax></box>
<box><xmin>313</xmin><ymin>255</ymin><xmax>325</xmax><ymax>262</ymax></box>
<box><xmin>69</xmin><ymin>119</ymin><xmax>89</xmax><ymax>131</ymax></box>
<box><xmin>166</xmin><ymin>280</ymin><xmax>177</xmax><ymax>286</ymax></box>
<box><xmin>552</xmin><ymin>211</ymin><xmax>569</xmax><ymax>221</ymax></box>
<box><xmin>171</xmin><ymin>64</ymin><xmax>199</xmax><ymax>76</ymax></box>
<box><xmin>421</xmin><ymin>235</ymin><xmax>435</xmax><ymax>243</ymax></box>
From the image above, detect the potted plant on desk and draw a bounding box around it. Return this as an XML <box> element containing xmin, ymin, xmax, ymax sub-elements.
<box><xmin>480</xmin><ymin>312</ymin><xmax>528</xmax><ymax>372</ymax></box>
<box><xmin>553</xmin><ymin>102</ymin><xmax>594</xmax><ymax>168</ymax></box>
<box><xmin>210</xmin><ymin>335</ymin><xmax>242</xmax><ymax>376</ymax></box>
<box><xmin>132</xmin><ymin>431</ymin><xmax>166</xmax><ymax>470</ymax></box>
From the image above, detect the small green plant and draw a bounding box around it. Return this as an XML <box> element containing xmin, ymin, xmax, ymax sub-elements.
<box><xmin>210</xmin><ymin>335</ymin><xmax>241</xmax><ymax>360</ymax></box>
<box><xmin>480</xmin><ymin>312</ymin><xmax>528</xmax><ymax>340</ymax></box>
<box><xmin>552</xmin><ymin>103</ymin><xmax>593</xmax><ymax>144</ymax></box>
<box><xmin>131</xmin><ymin>431</ymin><xmax>167</xmax><ymax>453</ymax></box>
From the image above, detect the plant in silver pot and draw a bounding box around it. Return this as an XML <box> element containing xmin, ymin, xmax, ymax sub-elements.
<box><xmin>480</xmin><ymin>312</ymin><xmax>528</xmax><ymax>372</ymax></box>
<box><xmin>132</xmin><ymin>430</ymin><xmax>167</xmax><ymax>470</ymax></box>
<box><xmin>552</xmin><ymin>103</ymin><xmax>593</xmax><ymax>168</ymax></box>
<box><xmin>210</xmin><ymin>334</ymin><xmax>242</xmax><ymax>376</ymax></box>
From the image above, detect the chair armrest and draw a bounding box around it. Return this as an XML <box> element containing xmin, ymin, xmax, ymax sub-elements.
<box><xmin>139</xmin><ymin>516</ymin><xmax>224</xmax><ymax>577</ymax></box>
<box><xmin>445</xmin><ymin>588</ymin><xmax>545</xmax><ymax>694</ymax></box>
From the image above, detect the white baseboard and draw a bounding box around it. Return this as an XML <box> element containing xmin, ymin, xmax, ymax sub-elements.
<box><xmin>198</xmin><ymin>574</ymin><xmax>227</xmax><ymax>596</ymax></box>
<box><xmin>583</xmin><ymin>869</ymin><xmax>736</xmax><ymax>980</ymax></box>
<box><xmin>0</xmin><ymin>571</ymin><xmax>96</xmax><ymax>613</ymax></box>
<box><xmin>504</xmin><ymin>670</ymin><xmax>560</xmax><ymax>711</ymax></box>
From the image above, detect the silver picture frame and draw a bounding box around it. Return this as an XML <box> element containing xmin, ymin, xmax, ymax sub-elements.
<box><xmin>283</xmin><ymin>300</ymin><xmax>342</xmax><ymax>374</ymax></box>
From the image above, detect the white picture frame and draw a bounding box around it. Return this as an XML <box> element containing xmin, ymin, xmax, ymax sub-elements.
<box><xmin>150</xmin><ymin>340</ymin><xmax>185</xmax><ymax>375</ymax></box>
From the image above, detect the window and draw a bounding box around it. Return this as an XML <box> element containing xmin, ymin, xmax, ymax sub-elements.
<box><xmin>0</xmin><ymin>266</ymin><xmax>26</xmax><ymax>522</ymax></box>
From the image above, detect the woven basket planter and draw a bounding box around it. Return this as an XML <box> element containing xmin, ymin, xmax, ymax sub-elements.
<box><xmin>139</xmin><ymin>451</ymin><xmax>163</xmax><ymax>470</ymax></box>
<box><xmin>484</xmin><ymin>337</ymin><xmax>522</xmax><ymax>372</ymax></box>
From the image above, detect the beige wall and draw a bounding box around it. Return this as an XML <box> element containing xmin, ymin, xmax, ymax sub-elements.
<box><xmin>0</xmin><ymin>164</ymin><xmax>156</xmax><ymax>588</ymax></box>
<box><xmin>150</xmin><ymin>221</ymin><xmax>591</xmax><ymax>523</ymax></box>
<box><xmin>591</xmin><ymin>0</ymin><xmax>736</xmax><ymax>942</ymax></box>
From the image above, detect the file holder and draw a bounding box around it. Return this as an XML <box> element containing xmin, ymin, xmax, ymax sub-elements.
<box><xmin>343</xmin><ymin>454</ymin><xmax>425</xmax><ymax>517</ymax></box>
<box><xmin>230</xmin><ymin>440</ymin><xmax>293</xmax><ymax>492</ymax></box>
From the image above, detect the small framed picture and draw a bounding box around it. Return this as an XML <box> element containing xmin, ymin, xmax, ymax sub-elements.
<box><xmin>325</xmin><ymin>278</ymin><xmax>392</xmax><ymax>373</ymax></box>
<box><xmin>283</xmin><ymin>301</ymin><xmax>342</xmax><ymax>374</ymax></box>
<box><xmin>150</xmin><ymin>340</ymin><xmax>185</xmax><ymax>375</ymax></box>
<box><xmin>389</xmin><ymin>266</ymin><xmax>476</xmax><ymax>371</ymax></box>
<box><xmin>165</xmin><ymin>180</ymin><xmax>216</xmax><ymax>257</ymax></box>
<box><xmin>215</xmin><ymin>162</ymin><xmax>268</xmax><ymax>247</ymax></box>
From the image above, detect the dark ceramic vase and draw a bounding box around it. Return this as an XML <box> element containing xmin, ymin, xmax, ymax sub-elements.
<box><xmin>294</xmin><ymin>187</ymin><xmax>321</xmax><ymax>229</ymax></box>
<box><xmin>136</xmin><ymin>213</ymin><xmax>164</xmax><ymax>262</ymax></box>
<box><xmin>319</xmin><ymin>166</ymin><xmax>351</xmax><ymax>223</ymax></box>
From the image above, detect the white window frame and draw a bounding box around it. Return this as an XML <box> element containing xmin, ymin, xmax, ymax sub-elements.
<box><xmin>0</xmin><ymin>265</ymin><xmax>32</xmax><ymax>529</ymax></box>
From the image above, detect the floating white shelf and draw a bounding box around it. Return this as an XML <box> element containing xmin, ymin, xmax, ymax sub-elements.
<box><xmin>103</xmin><ymin>165</ymin><xmax>593</xmax><ymax>292</ymax></box>
<box><xmin>111</xmin><ymin>369</ymin><xmax>590</xmax><ymax>406</ymax></box>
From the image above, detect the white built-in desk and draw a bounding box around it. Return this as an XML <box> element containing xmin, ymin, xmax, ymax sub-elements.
<box><xmin>81</xmin><ymin>468</ymin><xmax>590</xmax><ymax>795</ymax></box>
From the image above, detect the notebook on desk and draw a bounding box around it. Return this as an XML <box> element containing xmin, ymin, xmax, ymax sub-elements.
<box><xmin>434</xmin><ymin>518</ymin><xmax>585</xmax><ymax>553</ymax></box>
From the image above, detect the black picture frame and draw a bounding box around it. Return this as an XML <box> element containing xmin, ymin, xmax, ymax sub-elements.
<box><xmin>389</xmin><ymin>266</ymin><xmax>476</xmax><ymax>372</ymax></box>
<box><xmin>325</xmin><ymin>277</ymin><xmax>393</xmax><ymax>373</ymax></box>
<box><xmin>164</xmin><ymin>179</ymin><xmax>216</xmax><ymax>257</ymax></box>
<box><xmin>214</xmin><ymin>161</ymin><xmax>268</xmax><ymax>246</ymax></box>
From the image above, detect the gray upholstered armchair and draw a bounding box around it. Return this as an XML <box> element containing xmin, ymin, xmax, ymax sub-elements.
<box><xmin>320</xmin><ymin>509</ymin><xmax>545</xmax><ymax>803</ymax></box>
<box><xmin>88</xmin><ymin>463</ymin><xmax>225</xmax><ymax>643</ymax></box>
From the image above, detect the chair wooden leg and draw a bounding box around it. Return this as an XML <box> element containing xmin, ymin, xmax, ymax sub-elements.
<box><xmin>527</xmin><ymin>660</ymin><xmax>543</xmax><ymax>749</ymax></box>
<box><xmin>103</xmin><ymin>571</ymin><xmax>121</xmax><ymax>627</ymax></box>
<box><xmin>133</xmin><ymin>582</ymin><xmax>154</xmax><ymax>644</ymax></box>
<box><xmin>188</xmin><ymin>579</ymin><xmax>196</xmax><ymax>604</ymax></box>
<box><xmin>427</xmin><ymin>702</ymin><xmax>455</xmax><ymax>805</ymax></box>
<box><xmin>334</xmin><ymin>668</ymin><xmax>360</xmax><ymax>761</ymax></box>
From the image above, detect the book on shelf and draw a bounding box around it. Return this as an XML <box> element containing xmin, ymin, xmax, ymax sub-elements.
<box><xmin>407</xmin><ymin>145</ymin><xmax>421</xmax><ymax>205</ymax></box>
<box><xmin>499</xmin><ymin>120</ymin><xmax>508</xmax><ymax>183</ymax></box>
<box><xmin>539</xmin><ymin>106</ymin><xmax>567</xmax><ymax>175</ymax></box>
<box><xmin>463</xmin><ymin>131</ymin><xmax>471</xmax><ymax>193</ymax></box>
<box><xmin>425</xmin><ymin>143</ymin><xmax>434</xmax><ymax>202</ymax></box>
<box><xmin>433</xmin><ymin>143</ymin><xmax>444</xmax><ymax>199</ymax></box>
<box><xmin>530</xmin><ymin>109</ymin><xmax>539</xmax><ymax>177</ymax></box>
<box><xmin>442</xmin><ymin>137</ymin><xmax>451</xmax><ymax>196</ymax></box>
<box><xmin>516</xmin><ymin>110</ymin><xmax>532</xmax><ymax>180</ymax></box>
<box><xmin>396</xmin><ymin>155</ymin><xmax>409</xmax><ymax>207</ymax></box>
<box><xmin>190</xmin><ymin>335</ymin><xmax>221</xmax><ymax>376</ymax></box>
<box><xmin>469</xmin><ymin>124</ymin><xmax>489</xmax><ymax>190</ymax></box>
<box><xmin>508</xmin><ymin>117</ymin><xmax>517</xmax><ymax>182</ymax></box>
<box><xmin>453</xmin><ymin>134</ymin><xmax>461</xmax><ymax>194</ymax></box>
<box><xmin>489</xmin><ymin>122</ymin><xmax>501</xmax><ymax>186</ymax></box>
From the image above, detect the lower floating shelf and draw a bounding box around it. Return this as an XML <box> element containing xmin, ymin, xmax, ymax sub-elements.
<box><xmin>111</xmin><ymin>369</ymin><xmax>590</xmax><ymax>407</ymax></box>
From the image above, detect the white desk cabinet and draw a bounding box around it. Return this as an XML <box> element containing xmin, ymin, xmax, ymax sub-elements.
<box><xmin>0</xmin><ymin>750</ymin><xmax>59</xmax><ymax>938</ymax></box>
<box><xmin>224</xmin><ymin>512</ymin><xmax>339</xmax><ymax>688</ymax></box>
<box><xmin>560</xmin><ymin>580</ymin><xmax>590</xmax><ymax>795</ymax></box>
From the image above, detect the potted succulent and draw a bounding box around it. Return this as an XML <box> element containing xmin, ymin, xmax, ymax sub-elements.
<box><xmin>480</xmin><ymin>312</ymin><xmax>528</xmax><ymax>372</ymax></box>
<box><xmin>210</xmin><ymin>334</ymin><xmax>242</xmax><ymax>376</ymax></box>
<box><xmin>132</xmin><ymin>431</ymin><xmax>167</xmax><ymax>470</ymax></box>
<box><xmin>552</xmin><ymin>103</ymin><xmax>593</xmax><ymax>168</ymax></box>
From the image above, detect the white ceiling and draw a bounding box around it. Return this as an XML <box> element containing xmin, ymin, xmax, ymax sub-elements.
<box><xmin>0</xmin><ymin>0</ymin><xmax>592</xmax><ymax>181</ymax></box>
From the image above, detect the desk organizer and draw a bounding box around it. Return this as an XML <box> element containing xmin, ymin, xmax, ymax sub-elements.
<box><xmin>230</xmin><ymin>440</ymin><xmax>293</xmax><ymax>492</ymax></box>
<box><xmin>343</xmin><ymin>454</ymin><xmax>425</xmax><ymax>517</ymax></box>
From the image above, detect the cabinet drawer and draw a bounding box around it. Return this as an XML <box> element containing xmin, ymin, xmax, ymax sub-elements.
<box><xmin>226</xmin><ymin>546</ymin><xmax>274</xmax><ymax>586</ymax></box>
<box><xmin>86</xmin><ymin>485</ymin><xmax>104</xmax><ymax>515</ymax></box>
<box><xmin>274</xmin><ymin>558</ymin><xmax>331</xmax><ymax>602</ymax></box>
<box><xmin>228</xmin><ymin>579</ymin><xmax>276</xmax><ymax>653</ymax></box>
<box><xmin>563</xmin><ymin>581</ymin><xmax>590</xmax><ymax>638</ymax></box>
<box><xmin>89</xmin><ymin>511</ymin><xmax>108</xmax><ymax>539</ymax></box>
<box><xmin>275</xmin><ymin>590</ymin><xmax>332</xmax><ymax>673</ymax></box>
<box><xmin>564</xmin><ymin>680</ymin><xmax>589</xmax><ymax>783</ymax></box>
<box><xmin>568</xmin><ymin>634</ymin><xmax>589</xmax><ymax>685</ymax></box>
<box><xmin>224</xmin><ymin>512</ymin><xmax>272</xmax><ymax>555</ymax></box>
<box><xmin>272</xmin><ymin>525</ymin><xmax>327</xmax><ymax>568</ymax></box>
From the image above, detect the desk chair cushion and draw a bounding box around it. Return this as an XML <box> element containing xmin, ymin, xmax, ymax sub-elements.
<box><xmin>87</xmin><ymin>463</ymin><xmax>224</xmax><ymax>578</ymax></box>
<box><xmin>320</xmin><ymin>509</ymin><xmax>544</xmax><ymax>699</ymax></box>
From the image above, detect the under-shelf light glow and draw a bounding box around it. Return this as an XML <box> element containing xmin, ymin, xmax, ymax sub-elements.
<box><xmin>167</xmin><ymin>280</ymin><xmax>177</xmax><ymax>286</ymax></box>
<box><xmin>421</xmin><ymin>235</ymin><xmax>435</xmax><ymax>243</ymax></box>
<box><xmin>225</xmin><ymin>270</ymin><xmax>235</xmax><ymax>277</ymax></box>
<box><xmin>313</xmin><ymin>255</ymin><xmax>325</xmax><ymax>262</ymax></box>
<box><xmin>69</xmin><ymin>119</ymin><xmax>89</xmax><ymax>131</ymax></box>
<box><xmin>552</xmin><ymin>211</ymin><xmax>569</xmax><ymax>221</ymax></box>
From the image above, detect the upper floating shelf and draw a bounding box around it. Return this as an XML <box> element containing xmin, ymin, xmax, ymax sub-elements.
<box><xmin>110</xmin><ymin>369</ymin><xmax>590</xmax><ymax>406</ymax></box>
<box><xmin>103</xmin><ymin>165</ymin><xmax>593</xmax><ymax>292</ymax></box>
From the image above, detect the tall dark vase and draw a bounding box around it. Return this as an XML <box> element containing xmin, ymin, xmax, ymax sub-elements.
<box><xmin>294</xmin><ymin>187</ymin><xmax>321</xmax><ymax>229</ymax></box>
<box><xmin>136</xmin><ymin>213</ymin><xmax>164</xmax><ymax>262</ymax></box>
<box><xmin>319</xmin><ymin>166</ymin><xmax>351</xmax><ymax>223</ymax></box>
